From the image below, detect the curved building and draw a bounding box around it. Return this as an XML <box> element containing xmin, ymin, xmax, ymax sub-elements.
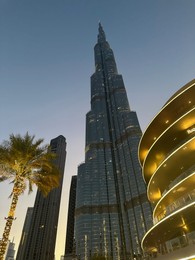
<box><xmin>139</xmin><ymin>80</ymin><xmax>195</xmax><ymax>259</ymax></box>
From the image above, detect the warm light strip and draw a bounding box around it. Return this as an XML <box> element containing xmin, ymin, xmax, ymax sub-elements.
<box><xmin>147</xmin><ymin>136</ymin><xmax>195</xmax><ymax>201</ymax></box>
<box><xmin>141</xmin><ymin>200</ymin><xmax>195</xmax><ymax>250</ymax></box>
<box><xmin>153</xmin><ymin>171</ymin><xmax>195</xmax><ymax>220</ymax></box>
<box><xmin>143</xmin><ymin>107</ymin><xmax>195</xmax><ymax>182</ymax></box>
<box><xmin>179</xmin><ymin>255</ymin><xmax>195</xmax><ymax>260</ymax></box>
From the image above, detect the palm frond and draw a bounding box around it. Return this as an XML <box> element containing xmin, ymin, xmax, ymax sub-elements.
<box><xmin>0</xmin><ymin>132</ymin><xmax>60</xmax><ymax>197</ymax></box>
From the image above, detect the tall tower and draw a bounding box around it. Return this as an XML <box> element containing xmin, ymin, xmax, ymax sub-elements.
<box><xmin>20</xmin><ymin>135</ymin><xmax>66</xmax><ymax>260</ymax></box>
<box><xmin>64</xmin><ymin>175</ymin><xmax>77</xmax><ymax>258</ymax></box>
<box><xmin>75</xmin><ymin>24</ymin><xmax>153</xmax><ymax>260</ymax></box>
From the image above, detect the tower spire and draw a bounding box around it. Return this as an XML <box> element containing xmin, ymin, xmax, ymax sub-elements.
<box><xmin>98</xmin><ymin>22</ymin><xmax>106</xmax><ymax>43</ymax></box>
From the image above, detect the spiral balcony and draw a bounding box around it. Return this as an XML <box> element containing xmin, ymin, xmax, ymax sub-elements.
<box><xmin>138</xmin><ymin>79</ymin><xmax>195</xmax><ymax>258</ymax></box>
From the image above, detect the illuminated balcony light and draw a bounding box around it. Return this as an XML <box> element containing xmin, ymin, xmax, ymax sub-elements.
<box><xmin>181</xmin><ymin>217</ymin><xmax>186</xmax><ymax>226</ymax></box>
<box><xmin>182</xmin><ymin>224</ymin><xmax>188</xmax><ymax>231</ymax></box>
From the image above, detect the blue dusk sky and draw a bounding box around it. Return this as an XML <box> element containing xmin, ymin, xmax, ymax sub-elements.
<box><xmin>0</xmin><ymin>0</ymin><xmax>195</xmax><ymax>259</ymax></box>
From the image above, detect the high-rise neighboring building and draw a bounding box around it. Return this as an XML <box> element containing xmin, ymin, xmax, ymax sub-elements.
<box><xmin>139</xmin><ymin>80</ymin><xmax>195</xmax><ymax>260</ymax></box>
<box><xmin>75</xmin><ymin>24</ymin><xmax>153</xmax><ymax>260</ymax></box>
<box><xmin>16</xmin><ymin>207</ymin><xmax>33</xmax><ymax>260</ymax></box>
<box><xmin>64</xmin><ymin>175</ymin><xmax>77</xmax><ymax>259</ymax></box>
<box><xmin>20</xmin><ymin>135</ymin><xmax>66</xmax><ymax>260</ymax></box>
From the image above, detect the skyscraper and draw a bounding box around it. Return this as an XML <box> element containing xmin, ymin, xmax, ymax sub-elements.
<box><xmin>75</xmin><ymin>24</ymin><xmax>152</xmax><ymax>260</ymax></box>
<box><xmin>139</xmin><ymin>80</ymin><xmax>195</xmax><ymax>259</ymax></box>
<box><xmin>16</xmin><ymin>207</ymin><xmax>33</xmax><ymax>260</ymax></box>
<box><xmin>20</xmin><ymin>135</ymin><xmax>66</xmax><ymax>260</ymax></box>
<box><xmin>64</xmin><ymin>175</ymin><xmax>77</xmax><ymax>259</ymax></box>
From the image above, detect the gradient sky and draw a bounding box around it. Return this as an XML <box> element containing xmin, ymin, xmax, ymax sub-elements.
<box><xmin>0</xmin><ymin>0</ymin><xmax>195</xmax><ymax>259</ymax></box>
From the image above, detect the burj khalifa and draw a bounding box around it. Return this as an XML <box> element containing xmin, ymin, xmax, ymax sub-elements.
<box><xmin>75</xmin><ymin>24</ymin><xmax>152</xmax><ymax>260</ymax></box>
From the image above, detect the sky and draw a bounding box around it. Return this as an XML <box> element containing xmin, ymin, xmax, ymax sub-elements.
<box><xmin>0</xmin><ymin>0</ymin><xmax>195</xmax><ymax>259</ymax></box>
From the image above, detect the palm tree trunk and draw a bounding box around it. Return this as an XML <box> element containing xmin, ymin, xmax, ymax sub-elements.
<box><xmin>0</xmin><ymin>185</ymin><xmax>19</xmax><ymax>260</ymax></box>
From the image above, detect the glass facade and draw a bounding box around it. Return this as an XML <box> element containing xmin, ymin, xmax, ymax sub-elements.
<box><xmin>75</xmin><ymin>24</ymin><xmax>152</xmax><ymax>260</ymax></box>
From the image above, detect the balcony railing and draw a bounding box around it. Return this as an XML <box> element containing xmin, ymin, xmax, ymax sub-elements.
<box><xmin>161</xmin><ymin>165</ymin><xmax>195</xmax><ymax>197</ymax></box>
<box><xmin>154</xmin><ymin>189</ymin><xmax>195</xmax><ymax>224</ymax></box>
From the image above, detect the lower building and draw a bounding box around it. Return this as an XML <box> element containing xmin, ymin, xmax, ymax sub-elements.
<box><xmin>64</xmin><ymin>175</ymin><xmax>77</xmax><ymax>258</ymax></box>
<box><xmin>5</xmin><ymin>239</ymin><xmax>15</xmax><ymax>260</ymax></box>
<box><xmin>139</xmin><ymin>79</ymin><xmax>195</xmax><ymax>259</ymax></box>
<box><xmin>16</xmin><ymin>207</ymin><xmax>33</xmax><ymax>260</ymax></box>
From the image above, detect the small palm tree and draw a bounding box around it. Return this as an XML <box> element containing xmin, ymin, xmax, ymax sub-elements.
<box><xmin>0</xmin><ymin>133</ymin><xmax>60</xmax><ymax>260</ymax></box>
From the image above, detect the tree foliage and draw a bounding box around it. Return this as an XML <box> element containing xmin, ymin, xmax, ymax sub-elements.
<box><xmin>0</xmin><ymin>132</ymin><xmax>60</xmax><ymax>196</ymax></box>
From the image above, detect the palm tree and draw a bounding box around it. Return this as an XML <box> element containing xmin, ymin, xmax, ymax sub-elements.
<box><xmin>0</xmin><ymin>133</ymin><xmax>60</xmax><ymax>260</ymax></box>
